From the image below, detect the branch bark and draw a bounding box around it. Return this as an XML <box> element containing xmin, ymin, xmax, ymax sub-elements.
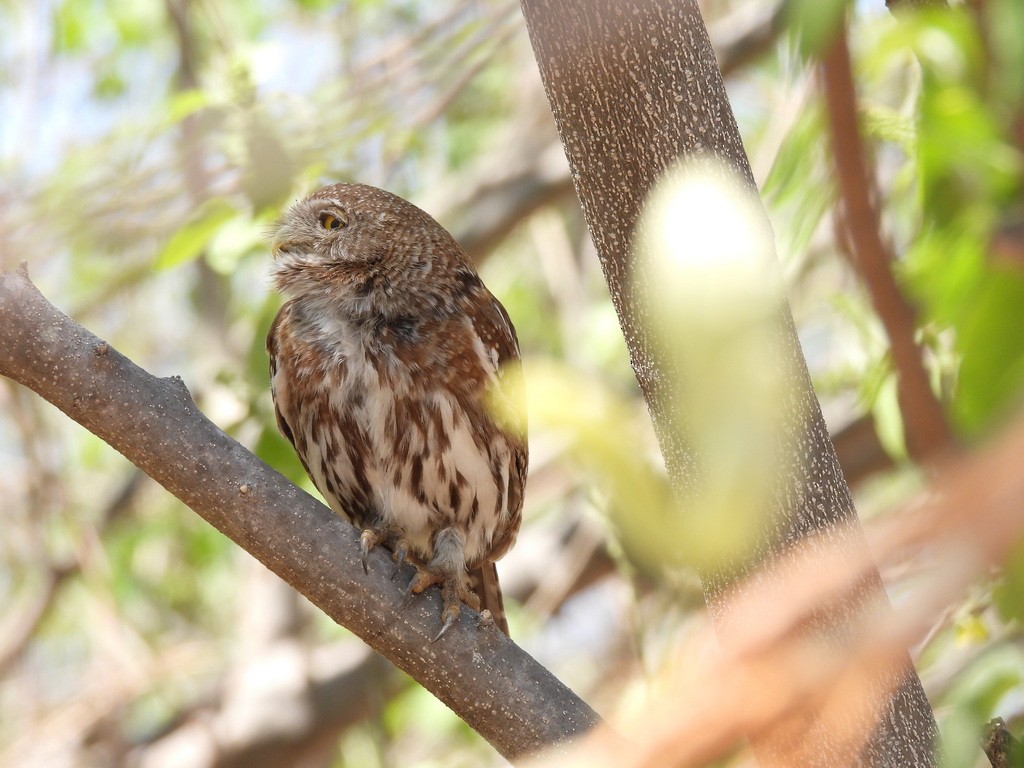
<box><xmin>983</xmin><ymin>718</ymin><xmax>1021</xmax><ymax>768</ymax></box>
<box><xmin>0</xmin><ymin>266</ymin><xmax>599</xmax><ymax>763</ymax></box>
<box><xmin>520</xmin><ymin>0</ymin><xmax>938</xmax><ymax>764</ymax></box>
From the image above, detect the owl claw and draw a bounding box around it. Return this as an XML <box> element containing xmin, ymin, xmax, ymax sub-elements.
<box><xmin>391</xmin><ymin>540</ymin><xmax>409</xmax><ymax>580</ymax></box>
<box><xmin>403</xmin><ymin>529</ymin><xmax>482</xmax><ymax>640</ymax></box>
<box><xmin>361</xmin><ymin>524</ymin><xmax>403</xmax><ymax>574</ymax></box>
<box><xmin>359</xmin><ymin>528</ymin><xmax>382</xmax><ymax>574</ymax></box>
<box><xmin>407</xmin><ymin>568</ymin><xmax>441</xmax><ymax>594</ymax></box>
<box><xmin>431</xmin><ymin>607</ymin><xmax>459</xmax><ymax>643</ymax></box>
<box><xmin>406</xmin><ymin>568</ymin><xmax>467</xmax><ymax>639</ymax></box>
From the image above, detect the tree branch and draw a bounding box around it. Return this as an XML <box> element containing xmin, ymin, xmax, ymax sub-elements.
<box><xmin>0</xmin><ymin>265</ymin><xmax>600</xmax><ymax>763</ymax></box>
<box><xmin>983</xmin><ymin>718</ymin><xmax>1021</xmax><ymax>768</ymax></box>
<box><xmin>819</xmin><ymin>20</ymin><xmax>955</xmax><ymax>462</ymax></box>
<box><xmin>714</xmin><ymin>1</ymin><xmax>789</xmax><ymax>77</ymax></box>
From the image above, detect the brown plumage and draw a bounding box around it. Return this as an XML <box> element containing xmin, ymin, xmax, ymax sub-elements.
<box><xmin>266</xmin><ymin>183</ymin><xmax>526</xmax><ymax>639</ymax></box>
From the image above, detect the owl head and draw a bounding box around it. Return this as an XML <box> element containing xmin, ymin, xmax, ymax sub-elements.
<box><xmin>269</xmin><ymin>183</ymin><xmax>469</xmax><ymax>319</ymax></box>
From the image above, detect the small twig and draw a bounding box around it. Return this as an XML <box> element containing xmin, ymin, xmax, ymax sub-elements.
<box><xmin>0</xmin><ymin>561</ymin><xmax>76</xmax><ymax>679</ymax></box>
<box><xmin>0</xmin><ymin>467</ymin><xmax>143</xmax><ymax>679</ymax></box>
<box><xmin>819</xmin><ymin>19</ymin><xmax>955</xmax><ymax>462</ymax></box>
<box><xmin>983</xmin><ymin>717</ymin><xmax>1021</xmax><ymax>768</ymax></box>
<box><xmin>714</xmin><ymin>1</ymin><xmax>789</xmax><ymax>77</ymax></box>
<box><xmin>412</xmin><ymin>12</ymin><xmax>521</xmax><ymax>127</ymax></box>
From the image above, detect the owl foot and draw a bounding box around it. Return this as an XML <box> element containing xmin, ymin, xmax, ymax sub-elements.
<box><xmin>359</xmin><ymin>524</ymin><xmax>399</xmax><ymax>575</ymax></box>
<box><xmin>407</xmin><ymin>573</ymin><xmax>479</xmax><ymax>643</ymax></box>
<box><xmin>406</xmin><ymin>528</ymin><xmax>479</xmax><ymax>642</ymax></box>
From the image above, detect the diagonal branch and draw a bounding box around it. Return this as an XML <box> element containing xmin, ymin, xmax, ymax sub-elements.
<box><xmin>0</xmin><ymin>265</ymin><xmax>600</xmax><ymax>764</ymax></box>
<box><xmin>819</xmin><ymin>20</ymin><xmax>955</xmax><ymax>462</ymax></box>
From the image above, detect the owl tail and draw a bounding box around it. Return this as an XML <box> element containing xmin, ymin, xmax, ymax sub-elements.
<box><xmin>468</xmin><ymin>562</ymin><xmax>509</xmax><ymax>636</ymax></box>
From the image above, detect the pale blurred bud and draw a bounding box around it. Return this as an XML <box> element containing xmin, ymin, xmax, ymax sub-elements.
<box><xmin>638</xmin><ymin>158</ymin><xmax>783</xmax><ymax>331</ymax></box>
<box><xmin>633</xmin><ymin>157</ymin><xmax>794</xmax><ymax>572</ymax></box>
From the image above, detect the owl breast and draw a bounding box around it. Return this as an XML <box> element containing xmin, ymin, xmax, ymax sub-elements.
<box><xmin>268</xmin><ymin>300</ymin><xmax>520</xmax><ymax>569</ymax></box>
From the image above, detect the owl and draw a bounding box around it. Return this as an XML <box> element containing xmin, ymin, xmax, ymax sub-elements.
<box><xmin>266</xmin><ymin>183</ymin><xmax>526</xmax><ymax>639</ymax></box>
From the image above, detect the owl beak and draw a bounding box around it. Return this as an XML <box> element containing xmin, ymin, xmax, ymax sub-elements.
<box><xmin>271</xmin><ymin>234</ymin><xmax>305</xmax><ymax>260</ymax></box>
<box><xmin>269</xmin><ymin>217</ymin><xmax>306</xmax><ymax>258</ymax></box>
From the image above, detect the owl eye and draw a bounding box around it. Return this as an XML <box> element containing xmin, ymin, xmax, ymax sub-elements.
<box><xmin>319</xmin><ymin>212</ymin><xmax>346</xmax><ymax>231</ymax></box>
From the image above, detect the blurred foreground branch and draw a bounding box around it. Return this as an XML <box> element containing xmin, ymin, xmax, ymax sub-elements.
<box><xmin>0</xmin><ymin>266</ymin><xmax>600</xmax><ymax>763</ymax></box>
<box><xmin>533</xmin><ymin>409</ymin><xmax>1024</xmax><ymax>768</ymax></box>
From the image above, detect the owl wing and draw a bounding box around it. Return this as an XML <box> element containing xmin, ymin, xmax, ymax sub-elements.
<box><xmin>267</xmin><ymin>305</ymin><xmax>302</xmax><ymax>464</ymax></box>
<box><xmin>267</xmin><ymin>302</ymin><xmax>374</xmax><ymax>530</ymax></box>
<box><xmin>459</xmin><ymin>280</ymin><xmax>528</xmax><ymax>563</ymax></box>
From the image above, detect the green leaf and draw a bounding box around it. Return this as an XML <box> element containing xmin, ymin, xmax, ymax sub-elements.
<box><xmin>988</xmin><ymin>0</ymin><xmax>1024</xmax><ymax>109</ymax></box>
<box><xmin>786</xmin><ymin>0</ymin><xmax>847</xmax><ymax>59</ymax></box>
<box><xmin>940</xmin><ymin>646</ymin><xmax>1024</xmax><ymax>768</ymax></box>
<box><xmin>953</xmin><ymin>271</ymin><xmax>1024</xmax><ymax>434</ymax></box>
<box><xmin>206</xmin><ymin>213</ymin><xmax>261</xmax><ymax>274</ymax></box>
<box><xmin>993</xmin><ymin>536</ymin><xmax>1024</xmax><ymax>623</ymax></box>
<box><xmin>165</xmin><ymin>89</ymin><xmax>210</xmax><ymax>124</ymax></box>
<box><xmin>872</xmin><ymin>372</ymin><xmax>908</xmax><ymax>461</ymax></box>
<box><xmin>155</xmin><ymin>199</ymin><xmax>237</xmax><ymax>270</ymax></box>
<box><xmin>52</xmin><ymin>0</ymin><xmax>89</xmax><ymax>54</ymax></box>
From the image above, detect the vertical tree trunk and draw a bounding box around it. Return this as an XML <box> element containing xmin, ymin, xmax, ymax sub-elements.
<box><xmin>519</xmin><ymin>1</ymin><xmax>939</xmax><ymax>765</ymax></box>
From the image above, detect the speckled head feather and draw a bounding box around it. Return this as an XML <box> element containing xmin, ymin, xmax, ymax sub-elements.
<box><xmin>270</xmin><ymin>184</ymin><xmax>476</xmax><ymax>322</ymax></box>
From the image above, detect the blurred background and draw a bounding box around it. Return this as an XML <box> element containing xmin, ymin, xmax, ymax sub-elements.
<box><xmin>1</xmin><ymin>0</ymin><xmax>1023</xmax><ymax>766</ymax></box>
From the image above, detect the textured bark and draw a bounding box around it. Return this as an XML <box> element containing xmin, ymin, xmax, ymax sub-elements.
<box><xmin>520</xmin><ymin>1</ymin><xmax>938</xmax><ymax>765</ymax></box>
<box><xmin>0</xmin><ymin>266</ymin><xmax>599</xmax><ymax>764</ymax></box>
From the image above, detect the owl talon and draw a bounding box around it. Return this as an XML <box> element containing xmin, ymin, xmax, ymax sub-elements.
<box><xmin>432</xmin><ymin>606</ymin><xmax>460</xmax><ymax>643</ymax></box>
<box><xmin>406</xmin><ymin>564</ymin><xmax>477</xmax><ymax>639</ymax></box>
<box><xmin>361</xmin><ymin>525</ymin><xmax>400</xmax><ymax>574</ymax></box>
<box><xmin>408</xmin><ymin>568</ymin><xmax>442</xmax><ymax>595</ymax></box>
<box><xmin>359</xmin><ymin>529</ymin><xmax>378</xmax><ymax>574</ymax></box>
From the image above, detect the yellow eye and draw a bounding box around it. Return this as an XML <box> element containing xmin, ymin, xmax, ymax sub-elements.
<box><xmin>319</xmin><ymin>212</ymin><xmax>345</xmax><ymax>230</ymax></box>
